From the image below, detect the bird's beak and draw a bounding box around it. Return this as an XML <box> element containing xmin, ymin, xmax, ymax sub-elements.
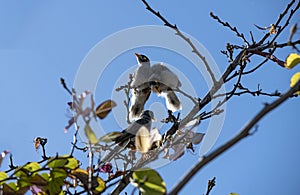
<box><xmin>152</xmin><ymin>117</ymin><xmax>157</xmax><ymax>122</ymax></box>
<box><xmin>134</xmin><ymin>52</ymin><xmax>140</xmax><ymax>58</ymax></box>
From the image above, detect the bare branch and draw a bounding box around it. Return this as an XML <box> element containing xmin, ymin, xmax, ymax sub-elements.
<box><xmin>205</xmin><ymin>177</ymin><xmax>216</xmax><ymax>195</ymax></box>
<box><xmin>174</xmin><ymin>88</ymin><xmax>198</xmax><ymax>104</ymax></box>
<box><xmin>257</xmin><ymin>0</ymin><xmax>296</xmax><ymax>45</ymax></box>
<box><xmin>274</xmin><ymin>39</ymin><xmax>300</xmax><ymax>48</ymax></box>
<box><xmin>248</xmin><ymin>50</ymin><xmax>285</xmax><ymax>67</ymax></box>
<box><xmin>210</xmin><ymin>12</ymin><xmax>250</xmax><ymax>46</ymax></box>
<box><xmin>88</xmin><ymin>144</ymin><xmax>93</xmax><ymax>193</ymax></box>
<box><xmin>169</xmin><ymin>80</ymin><xmax>300</xmax><ymax>194</ymax></box>
<box><xmin>116</xmin><ymin>74</ymin><xmax>133</xmax><ymax>124</ymax></box>
<box><xmin>60</xmin><ymin>77</ymin><xmax>72</xmax><ymax>95</ymax></box>
<box><xmin>266</xmin><ymin>0</ymin><xmax>300</xmax><ymax>47</ymax></box>
<box><xmin>213</xmin><ymin>83</ymin><xmax>281</xmax><ymax>98</ymax></box>
<box><xmin>141</xmin><ymin>0</ymin><xmax>217</xmax><ymax>85</ymax></box>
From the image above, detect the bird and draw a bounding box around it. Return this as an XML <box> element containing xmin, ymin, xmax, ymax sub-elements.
<box><xmin>149</xmin><ymin>63</ymin><xmax>182</xmax><ymax>112</ymax></box>
<box><xmin>130</xmin><ymin>53</ymin><xmax>182</xmax><ymax>115</ymax></box>
<box><xmin>129</xmin><ymin>53</ymin><xmax>152</xmax><ymax>120</ymax></box>
<box><xmin>98</xmin><ymin>110</ymin><xmax>155</xmax><ymax>166</ymax></box>
<box><xmin>114</xmin><ymin>110</ymin><xmax>154</xmax><ymax>146</ymax></box>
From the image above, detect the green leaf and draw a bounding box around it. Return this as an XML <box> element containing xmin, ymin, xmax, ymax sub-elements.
<box><xmin>95</xmin><ymin>100</ymin><xmax>116</xmax><ymax>119</ymax></box>
<box><xmin>17</xmin><ymin>175</ymin><xmax>30</xmax><ymax>188</ymax></box>
<box><xmin>23</xmin><ymin>162</ymin><xmax>40</xmax><ymax>173</ymax></box>
<box><xmin>3</xmin><ymin>183</ymin><xmax>29</xmax><ymax>195</ymax></box>
<box><xmin>64</xmin><ymin>157</ymin><xmax>79</xmax><ymax>169</ymax></box>
<box><xmin>3</xmin><ymin>183</ymin><xmax>17</xmax><ymax>193</ymax></box>
<box><xmin>93</xmin><ymin>177</ymin><xmax>106</xmax><ymax>193</ymax></box>
<box><xmin>48</xmin><ymin>176</ymin><xmax>64</xmax><ymax>195</ymax></box>
<box><xmin>40</xmin><ymin>172</ymin><xmax>50</xmax><ymax>181</ymax></box>
<box><xmin>15</xmin><ymin>169</ymin><xmax>27</xmax><ymax>178</ymax></box>
<box><xmin>132</xmin><ymin>168</ymin><xmax>166</xmax><ymax>195</ymax></box>
<box><xmin>285</xmin><ymin>53</ymin><xmax>300</xmax><ymax>69</ymax></box>
<box><xmin>70</xmin><ymin>168</ymin><xmax>106</xmax><ymax>193</ymax></box>
<box><xmin>30</xmin><ymin>174</ymin><xmax>48</xmax><ymax>186</ymax></box>
<box><xmin>84</xmin><ymin>125</ymin><xmax>98</xmax><ymax>144</ymax></box>
<box><xmin>99</xmin><ymin>132</ymin><xmax>122</xmax><ymax>142</ymax></box>
<box><xmin>48</xmin><ymin>169</ymin><xmax>67</xmax><ymax>195</ymax></box>
<box><xmin>290</xmin><ymin>72</ymin><xmax>300</xmax><ymax>95</ymax></box>
<box><xmin>48</xmin><ymin>158</ymin><xmax>68</xmax><ymax>168</ymax></box>
<box><xmin>51</xmin><ymin>168</ymin><xmax>67</xmax><ymax>179</ymax></box>
<box><xmin>0</xmin><ymin>172</ymin><xmax>8</xmax><ymax>185</ymax></box>
<box><xmin>58</xmin><ymin>191</ymin><xmax>65</xmax><ymax>195</ymax></box>
<box><xmin>70</xmin><ymin>168</ymin><xmax>88</xmax><ymax>178</ymax></box>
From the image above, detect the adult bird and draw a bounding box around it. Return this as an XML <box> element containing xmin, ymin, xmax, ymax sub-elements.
<box><xmin>131</xmin><ymin>53</ymin><xmax>182</xmax><ymax>115</ymax></box>
<box><xmin>98</xmin><ymin>110</ymin><xmax>155</xmax><ymax>166</ymax></box>
<box><xmin>149</xmin><ymin>62</ymin><xmax>182</xmax><ymax>112</ymax></box>
<box><xmin>129</xmin><ymin>53</ymin><xmax>152</xmax><ymax>120</ymax></box>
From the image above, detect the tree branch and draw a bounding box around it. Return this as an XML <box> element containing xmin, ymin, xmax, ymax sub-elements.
<box><xmin>169</xmin><ymin>80</ymin><xmax>300</xmax><ymax>194</ymax></box>
<box><xmin>141</xmin><ymin>0</ymin><xmax>217</xmax><ymax>85</ymax></box>
<box><xmin>204</xmin><ymin>177</ymin><xmax>216</xmax><ymax>195</ymax></box>
<box><xmin>210</xmin><ymin>12</ymin><xmax>250</xmax><ymax>46</ymax></box>
<box><xmin>257</xmin><ymin>0</ymin><xmax>296</xmax><ymax>45</ymax></box>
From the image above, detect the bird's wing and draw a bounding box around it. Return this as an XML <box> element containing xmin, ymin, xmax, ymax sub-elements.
<box><xmin>131</xmin><ymin>65</ymin><xmax>151</xmax><ymax>88</ymax></box>
<box><xmin>115</xmin><ymin>116</ymin><xmax>151</xmax><ymax>146</ymax></box>
<box><xmin>126</xmin><ymin>117</ymin><xmax>150</xmax><ymax>134</ymax></box>
<box><xmin>150</xmin><ymin>63</ymin><xmax>181</xmax><ymax>89</ymax></box>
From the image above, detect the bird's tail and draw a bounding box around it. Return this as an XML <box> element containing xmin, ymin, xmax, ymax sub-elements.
<box><xmin>162</xmin><ymin>90</ymin><xmax>182</xmax><ymax>112</ymax></box>
<box><xmin>95</xmin><ymin>145</ymin><xmax>124</xmax><ymax>170</ymax></box>
<box><xmin>130</xmin><ymin>102</ymin><xmax>144</xmax><ymax>120</ymax></box>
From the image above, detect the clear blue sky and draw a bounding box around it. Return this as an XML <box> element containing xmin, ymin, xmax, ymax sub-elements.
<box><xmin>0</xmin><ymin>1</ymin><xmax>299</xmax><ymax>194</ymax></box>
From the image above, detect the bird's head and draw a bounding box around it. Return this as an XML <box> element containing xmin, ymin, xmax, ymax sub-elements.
<box><xmin>140</xmin><ymin>110</ymin><xmax>156</xmax><ymax>121</ymax></box>
<box><xmin>134</xmin><ymin>53</ymin><xmax>150</xmax><ymax>66</ymax></box>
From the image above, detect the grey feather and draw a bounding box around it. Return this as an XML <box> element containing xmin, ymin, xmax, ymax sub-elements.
<box><xmin>130</xmin><ymin>54</ymin><xmax>152</xmax><ymax>119</ymax></box>
<box><xmin>149</xmin><ymin>63</ymin><xmax>182</xmax><ymax>111</ymax></box>
<box><xmin>97</xmin><ymin>110</ymin><xmax>154</xmax><ymax>166</ymax></box>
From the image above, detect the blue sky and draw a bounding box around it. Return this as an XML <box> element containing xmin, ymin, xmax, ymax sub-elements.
<box><xmin>0</xmin><ymin>1</ymin><xmax>299</xmax><ymax>194</ymax></box>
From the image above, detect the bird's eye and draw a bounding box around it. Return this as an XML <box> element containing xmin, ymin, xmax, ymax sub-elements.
<box><xmin>142</xmin><ymin>56</ymin><xmax>148</xmax><ymax>61</ymax></box>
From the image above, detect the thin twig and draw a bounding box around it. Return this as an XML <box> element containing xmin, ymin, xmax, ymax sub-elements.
<box><xmin>257</xmin><ymin>0</ymin><xmax>296</xmax><ymax>45</ymax></box>
<box><xmin>205</xmin><ymin>177</ymin><xmax>216</xmax><ymax>195</ymax></box>
<box><xmin>60</xmin><ymin>78</ymin><xmax>86</xmax><ymax>156</ymax></box>
<box><xmin>169</xmin><ymin>80</ymin><xmax>300</xmax><ymax>194</ymax></box>
<box><xmin>210</xmin><ymin>12</ymin><xmax>250</xmax><ymax>46</ymax></box>
<box><xmin>141</xmin><ymin>0</ymin><xmax>217</xmax><ymax>85</ymax></box>
<box><xmin>39</xmin><ymin>138</ymin><xmax>49</xmax><ymax>160</ymax></box>
<box><xmin>174</xmin><ymin>88</ymin><xmax>198</xmax><ymax>104</ymax></box>
<box><xmin>110</xmin><ymin>118</ymin><xmax>200</xmax><ymax>194</ymax></box>
<box><xmin>60</xmin><ymin>78</ymin><xmax>72</xmax><ymax>95</ymax></box>
<box><xmin>204</xmin><ymin>62</ymin><xmax>245</xmax><ymax>118</ymax></box>
<box><xmin>88</xmin><ymin>143</ymin><xmax>93</xmax><ymax>194</ymax></box>
<box><xmin>213</xmin><ymin>84</ymin><xmax>281</xmax><ymax>99</ymax></box>
<box><xmin>116</xmin><ymin>74</ymin><xmax>133</xmax><ymax>124</ymax></box>
<box><xmin>266</xmin><ymin>0</ymin><xmax>300</xmax><ymax>48</ymax></box>
<box><xmin>248</xmin><ymin>50</ymin><xmax>285</xmax><ymax>67</ymax></box>
<box><xmin>200</xmin><ymin>109</ymin><xmax>224</xmax><ymax>120</ymax></box>
<box><xmin>70</xmin><ymin>121</ymin><xmax>81</xmax><ymax>156</ymax></box>
<box><xmin>6</xmin><ymin>154</ymin><xmax>17</xmax><ymax>172</ymax></box>
<box><xmin>274</xmin><ymin>39</ymin><xmax>300</xmax><ymax>48</ymax></box>
<box><xmin>242</xmin><ymin>44</ymin><xmax>278</xmax><ymax>76</ymax></box>
<box><xmin>226</xmin><ymin>1</ymin><xmax>299</xmax><ymax>81</ymax></box>
<box><xmin>109</xmin><ymin>1</ymin><xmax>300</xmax><ymax>194</ymax></box>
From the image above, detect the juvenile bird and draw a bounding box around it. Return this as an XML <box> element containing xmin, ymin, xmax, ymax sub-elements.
<box><xmin>99</xmin><ymin>110</ymin><xmax>155</xmax><ymax>165</ymax></box>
